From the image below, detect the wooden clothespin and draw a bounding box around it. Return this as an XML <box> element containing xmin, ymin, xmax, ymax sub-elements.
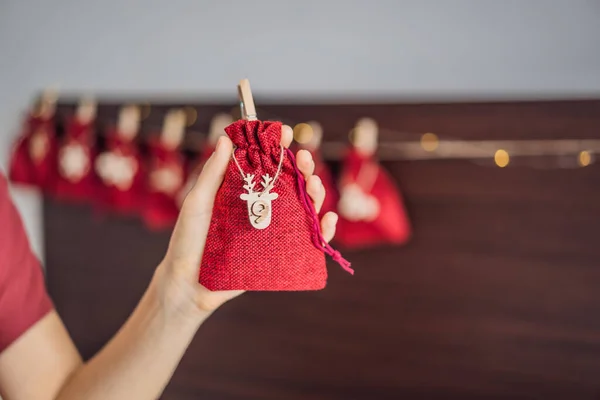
<box><xmin>117</xmin><ymin>104</ymin><xmax>141</xmax><ymax>141</ymax></box>
<box><xmin>33</xmin><ymin>86</ymin><xmax>59</xmax><ymax>119</ymax></box>
<box><xmin>76</xmin><ymin>96</ymin><xmax>97</xmax><ymax>124</ymax></box>
<box><xmin>351</xmin><ymin>117</ymin><xmax>379</xmax><ymax>157</ymax></box>
<box><xmin>237</xmin><ymin>79</ymin><xmax>257</xmax><ymax>121</ymax></box>
<box><xmin>161</xmin><ymin>108</ymin><xmax>186</xmax><ymax>149</ymax></box>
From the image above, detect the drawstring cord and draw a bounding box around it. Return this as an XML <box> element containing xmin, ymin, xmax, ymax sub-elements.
<box><xmin>286</xmin><ymin>148</ymin><xmax>353</xmax><ymax>275</ymax></box>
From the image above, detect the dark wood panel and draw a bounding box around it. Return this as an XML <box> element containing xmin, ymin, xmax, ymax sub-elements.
<box><xmin>45</xmin><ymin>100</ymin><xmax>600</xmax><ymax>399</ymax></box>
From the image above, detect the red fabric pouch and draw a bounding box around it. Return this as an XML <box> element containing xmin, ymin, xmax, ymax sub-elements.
<box><xmin>94</xmin><ymin>131</ymin><xmax>145</xmax><ymax>215</ymax></box>
<box><xmin>199</xmin><ymin>120</ymin><xmax>352</xmax><ymax>291</ymax></box>
<box><xmin>53</xmin><ymin>118</ymin><xmax>97</xmax><ymax>202</ymax></box>
<box><xmin>9</xmin><ymin>115</ymin><xmax>57</xmax><ymax>191</ymax></box>
<box><xmin>143</xmin><ymin>139</ymin><xmax>186</xmax><ymax>230</ymax></box>
<box><xmin>336</xmin><ymin>149</ymin><xmax>411</xmax><ymax>249</ymax></box>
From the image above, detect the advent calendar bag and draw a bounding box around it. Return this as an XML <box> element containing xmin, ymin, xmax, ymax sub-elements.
<box><xmin>9</xmin><ymin>115</ymin><xmax>57</xmax><ymax>191</ymax></box>
<box><xmin>143</xmin><ymin>139</ymin><xmax>186</xmax><ymax>230</ymax></box>
<box><xmin>336</xmin><ymin>149</ymin><xmax>411</xmax><ymax>248</ymax></box>
<box><xmin>95</xmin><ymin>131</ymin><xmax>145</xmax><ymax>215</ymax></box>
<box><xmin>199</xmin><ymin>120</ymin><xmax>352</xmax><ymax>291</ymax></box>
<box><xmin>53</xmin><ymin>117</ymin><xmax>97</xmax><ymax>201</ymax></box>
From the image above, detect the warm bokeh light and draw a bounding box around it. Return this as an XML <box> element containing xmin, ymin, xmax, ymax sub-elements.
<box><xmin>494</xmin><ymin>149</ymin><xmax>509</xmax><ymax>167</ymax></box>
<box><xmin>420</xmin><ymin>133</ymin><xmax>439</xmax><ymax>151</ymax></box>
<box><xmin>293</xmin><ymin>123</ymin><xmax>313</xmax><ymax>144</ymax></box>
<box><xmin>578</xmin><ymin>150</ymin><xmax>592</xmax><ymax>167</ymax></box>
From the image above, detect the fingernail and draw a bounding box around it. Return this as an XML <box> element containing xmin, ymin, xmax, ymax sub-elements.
<box><xmin>216</xmin><ymin>136</ymin><xmax>224</xmax><ymax>151</ymax></box>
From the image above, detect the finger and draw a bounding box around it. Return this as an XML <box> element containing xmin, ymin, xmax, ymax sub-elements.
<box><xmin>281</xmin><ymin>125</ymin><xmax>293</xmax><ymax>148</ymax></box>
<box><xmin>167</xmin><ymin>136</ymin><xmax>233</xmax><ymax>270</ymax></box>
<box><xmin>320</xmin><ymin>212</ymin><xmax>338</xmax><ymax>243</ymax></box>
<box><xmin>306</xmin><ymin>175</ymin><xmax>325</xmax><ymax>213</ymax></box>
<box><xmin>296</xmin><ymin>149</ymin><xmax>315</xmax><ymax>181</ymax></box>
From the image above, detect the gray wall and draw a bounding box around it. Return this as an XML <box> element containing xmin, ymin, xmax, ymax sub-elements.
<box><xmin>1</xmin><ymin>0</ymin><xmax>600</xmax><ymax>259</ymax></box>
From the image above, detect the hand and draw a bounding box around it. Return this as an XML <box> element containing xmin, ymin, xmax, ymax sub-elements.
<box><xmin>153</xmin><ymin>125</ymin><xmax>339</xmax><ymax>320</ymax></box>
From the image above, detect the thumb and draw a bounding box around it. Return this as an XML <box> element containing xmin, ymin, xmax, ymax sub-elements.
<box><xmin>165</xmin><ymin>136</ymin><xmax>233</xmax><ymax>271</ymax></box>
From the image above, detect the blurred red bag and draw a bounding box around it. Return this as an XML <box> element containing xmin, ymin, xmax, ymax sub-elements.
<box><xmin>336</xmin><ymin>118</ymin><xmax>411</xmax><ymax>249</ymax></box>
<box><xmin>199</xmin><ymin>120</ymin><xmax>352</xmax><ymax>291</ymax></box>
<box><xmin>53</xmin><ymin>117</ymin><xmax>97</xmax><ymax>202</ymax></box>
<box><xmin>9</xmin><ymin>114</ymin><xmax>57</xmax><ymax>191</ymax></box>
<box><xmin>336</xmin><ymin>149</ymin><xmax>411</xmax><ymax>248</ymax></box>
<box><xmin>142</xmin><ymin>139</ymin><xmax>186</xmax><ymax>230</ymax></box>
<box><xmin>94</xmin><ymin>129</ymin><xmax>145</xmax><ymax>215</ymax></box>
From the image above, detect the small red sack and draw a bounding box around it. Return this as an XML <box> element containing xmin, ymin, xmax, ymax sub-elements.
<box><xmin>199</xmin><ymin>120</ymin><xmax>352</xmax><ymax>291</ymax></box>
<box><xmin>53</xmin><ymin>118</ymin><xmax>97</xmax><ymax>202</ymax></box>
<box><xmin>336</xmin><ymin>149</ymin><xmax>411</xmax><ymax>248</ymax></box>
<box><xmin>142</xmin><ymin>139</ymin><xmax>186</xmax><ymax>230</ymax></box>
<box><xmin>94</xmin><ymin>130</ymin><xmax>145</xmax><ymax>215</ymax></box>
<box><xmin>9</xmin><ymin>114</ymin><xmax>57</xmax><ymax>191</ymax></box>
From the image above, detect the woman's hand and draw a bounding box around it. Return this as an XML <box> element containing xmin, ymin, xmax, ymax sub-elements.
<box><xmin>154</xmin><ymin>125</ymin><xmax>338</xmax><ymax>321</ymax></box>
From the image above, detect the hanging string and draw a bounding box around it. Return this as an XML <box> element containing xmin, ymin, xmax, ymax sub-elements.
<box><xmin>255</xmin><ymin>106</ymin><xmax>598</xmax><ymax>168</ymax></box>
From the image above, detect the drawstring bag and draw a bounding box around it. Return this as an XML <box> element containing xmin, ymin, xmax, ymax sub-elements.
<box><xmin>53</xmin><ymin>117</ymin><xmax>97</xmax><ymax>202</ymax></box>
<box><xmin>336</xmin><ymin>148</ymin><xmax>411</xmax><ymax>248</ymax></box>
<box><xmin>199</xmin><ymin>120</ymin><xmax>352</xmax><ymax>291</ymax></box>
<box><xmin>143</xmin><ymin>139</ymin><xmax>186</xmax><ymax>230</ymax></box>
<box><xmin>9</xmin><ymin>114</ymin><xmax>57</xmax><ymax>191</ymax></box>
<box><xmin>94</xmin><ymin>130</ymin><xmax>146</xmax><ymax>215</ymax></box>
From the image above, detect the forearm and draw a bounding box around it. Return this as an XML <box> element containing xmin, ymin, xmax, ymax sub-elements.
<box><xmin>55</xmin><ymin>274</ymin><xmax>206</xmax><ymax>400</ymax></box>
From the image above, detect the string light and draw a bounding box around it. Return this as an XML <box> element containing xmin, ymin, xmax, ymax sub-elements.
<box><xmin>420</xmin><ymin>133</ymin><xmax>439</xmax><ymax>152</ymax></box>
<box><xmin>578</xmin><ymin>150</ymin><xmax>592</xmax><ymax>167</ymax></box>
<box><xmin>494</xmin><ymin>149</ymin><xmax>510</xmax><ymax>167</ymax></box>
<box><xmin>293</xmin><ymin>123</ymin><xmax>313</xmax><ymax>144</ymax></box>
<box><xmin>183</xmin><ymin>106</ymin><xmax>197</xmax><ymax>127</ymax></box>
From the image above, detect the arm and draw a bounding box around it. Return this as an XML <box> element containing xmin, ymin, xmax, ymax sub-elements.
<box><xmin>0</xmin><ymin>128</ymin><xmax>337</xmax><ymax>400</ymax></box>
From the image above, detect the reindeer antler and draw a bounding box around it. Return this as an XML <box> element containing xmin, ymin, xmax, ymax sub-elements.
<box><xmin>261</xmin><ymin>174</ymin><xmax>274</xmax><ymax>191</ymax></box>
<box><xmin>243</xmin><ymin>174</ymin><xmax>256</xmax><ymax>193</ymax></box>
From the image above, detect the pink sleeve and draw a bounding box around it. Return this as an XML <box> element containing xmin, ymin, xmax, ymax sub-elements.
<box><xmin>0</xmin><ymin>171</ymin><xmax>53</xmax><ymax>352</ymax></box>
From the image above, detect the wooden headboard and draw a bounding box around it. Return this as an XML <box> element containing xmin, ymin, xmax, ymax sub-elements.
<box><xmin>45</xmin><ymin>99</ymin><xmax>600</xmax><ymax>399</ymax></box>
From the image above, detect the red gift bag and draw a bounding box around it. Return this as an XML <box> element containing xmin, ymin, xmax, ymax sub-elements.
<box><xmin>143</xmin><ymin>139</ymin><xmax>186</xmax><ymax>229</ymax></box>
<box><xmin>199</xmin><ymin>120</ymin><xmax>352</xmax><ymax>291</ymax></box>
<box><xmin>94</xmin><ymin>130</ymin><xmax>145</xmax><ymax>215</ymax></box>
<box><xmin>53</xmin><ymin>117</ymin><xmax>97</xmax><ymax>202</ymax></box>
<box><xmin>9</xmin><ymin>114</ymin><xmax>57</xmax><ymax>191</ymax></box>
<box><xmin>336</xmin><ymin>148</ymin><xmax>411</xmax><ymax>248</ymax></box>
